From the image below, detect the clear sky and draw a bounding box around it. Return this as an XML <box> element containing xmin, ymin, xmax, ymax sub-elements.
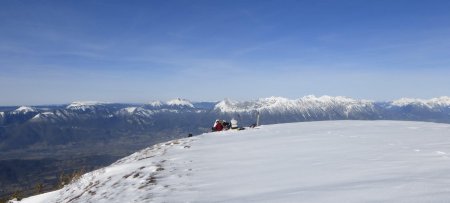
<box><xmin>1</xmin><ymin>0</ymin><xmax>450</xmax><ymax>105</ymax></box>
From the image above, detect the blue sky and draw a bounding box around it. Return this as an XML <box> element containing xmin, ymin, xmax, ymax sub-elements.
<box><xmin>1</xmin><ymin>0</ymin><xmax>450</xmax><ymax>105</ymax></box>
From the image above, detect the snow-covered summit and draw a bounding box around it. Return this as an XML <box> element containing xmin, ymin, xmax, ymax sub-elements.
<box><xmin>166</xmin><ymin>98</ymin><xmax>194</xmax><ymax>108</ymax></box>
<box><xmin>66</xmin><ymin>101</ymin><xmax>106</xmax><ymax>111</ymax></box>
<box><xmin>17</xmin><ymin>120</ymin><xmax>450</xmax><ymax>203</ymax></box>
<box><xmin>148</xmin><ymin>100</ymin><xmax>163</xmax><ymax>107</ymax></box>
<box><xmin>391</xmin><ymin>96</ymin><xmax>450</xmax><ymax>108</ymax></box>
<box><xmin>147</xmin><ymin>99</ymin><xmax>194</xmax><ymax>108</ymax></box>
<box><xmin>12</xmin><ymin>106</ymin><xmax>37</xmax><ymax>114</ymax></box>
<box><xmin>123</xmin><ymin>107</ymin><xmax>137</xmax><ymax>114</ymax></box>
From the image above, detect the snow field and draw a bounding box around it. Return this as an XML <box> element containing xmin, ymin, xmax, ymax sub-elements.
<box><xmin>18</xmin><ymin>120</ymin><xmax>450</xmax><ymax>203</ymax></box>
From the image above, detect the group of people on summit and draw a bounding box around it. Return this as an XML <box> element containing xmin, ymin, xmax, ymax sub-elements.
<box><xmin>212</xmin><ymin>118</ymin><xmax>239</xmax><ymax>132</ymax></box>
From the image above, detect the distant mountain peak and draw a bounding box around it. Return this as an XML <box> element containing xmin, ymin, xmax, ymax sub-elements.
<box><xmin>68</xmin><ymin>101</ymin><xmax>105</xmax><ymax>106</ymax></box>
<box><xmin>122</xmin><ymin>107</ymin><xmax>138</xmax><ymax>114</ymax></box>
<box><xmin>299</xmin><ymin>95</ymin><xmax>367</xmax><ymax>103</ymax></box>
<box><xmin>166</xmin><ymin>98</ymin><xmax>194</xmax><ymax>108</ymax></box>
<box><xmin>66</xmin><ymin>101</ymin><xmax>106</xmax><ymax>110</ymax></box>
<box><xmin>258</xmin><ymin>96</ymin><xmax>291</xmax><ymax>104</ymax></box>
<box><xmin>148</xmin><ymin>100</ymin><xmax>163</xmax><ymax>107</ymax></box>
<box><xmin>391</xmin><ymin>97</ymin><xmax>450</xmax><ymax>107</ymax></box>
<box><xmin>30</xmin><ymin>112</ymin><xmax>55</xmax><ymax>121</ymax></box>
<box><xmin>13</xmin><ymin>106</ymin><xmax>37</xmax><ymax>114</ymax></box>
<box><xmin>215</xmin><ymin>98</ymin><xmax>241</xmax><ymax>112</ymax></box>
<box><xmin>428</xmin><ymin>96</ymin><xmax>450</xmax><ymax>106</ymax></box>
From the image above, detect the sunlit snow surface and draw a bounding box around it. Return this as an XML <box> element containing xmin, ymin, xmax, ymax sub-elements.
<box><xmin>18</xmin><ymin>121</ymin><xmax>450</xmax><ymax>203</ymax></box>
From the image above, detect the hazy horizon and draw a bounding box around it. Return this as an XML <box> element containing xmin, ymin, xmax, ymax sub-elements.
<box><xmin>1</xmin><ymin>95</ymin><xmax>450</xmax><ymax>107</ymax></box>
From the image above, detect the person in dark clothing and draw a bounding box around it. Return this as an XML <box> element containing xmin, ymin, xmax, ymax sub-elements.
<box><xmin>222</xmin><ymin>120</ymin><xmax>231</xmax><ymax>130</ymax></box>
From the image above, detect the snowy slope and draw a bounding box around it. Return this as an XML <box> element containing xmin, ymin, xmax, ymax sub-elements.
<box><xmin>115</xmin><ymin>107</ymin><xmax>155</xmax><ymax>125</ymax></box>
<box><xmin>17</xmin><ymin>120</ymin><xmax>450</xmax><ymax>203</ymax></box>
<box><xmin>30</xmin><ymin>112</ymin><xmax>57</xmax><ymax>122</ymax></box>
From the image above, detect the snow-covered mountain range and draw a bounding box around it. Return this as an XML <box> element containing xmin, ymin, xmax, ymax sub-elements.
<box><xmin>215</xmin><ymin>95</ymin><xmax>450</xmax><ymax>115</ymax></box>
<box><xmin>215</xmin><ymin>96</ymin><xmax>378</xmax><ymax>122</ymax></box>
<box><xmin>15</xmin><ymin>120</ymin><xmax>450</xmax><ymax>203</ymax></box>
<box><xmin>215</xmin><ymin>95</ymin><xmax>374</xmax><ymax>113</ymax></box>
<box><xmin>3</xmin><ymin>95</ymin><xmax>450</xmax><ymax>125</ymax></box>
<box><xmin>1</xmin><ymin>95</ymin><xmax>450</xmax><ymax>151</ymax></box>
